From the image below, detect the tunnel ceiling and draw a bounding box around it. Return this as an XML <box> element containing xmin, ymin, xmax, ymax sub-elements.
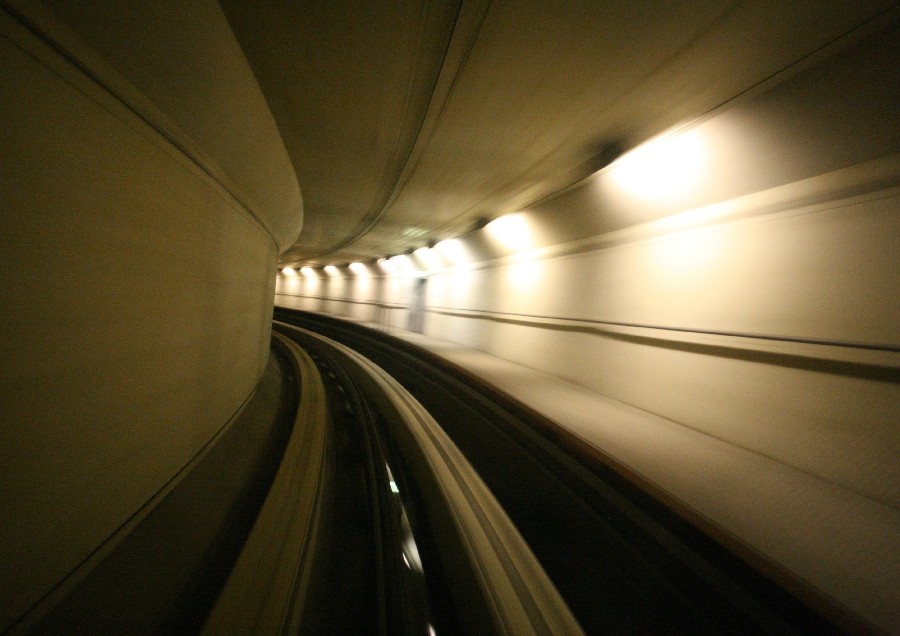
<box><xmin>218</xmin><ymin>0</ymin><xmax>895</xmax><ymax>267</ymax></box>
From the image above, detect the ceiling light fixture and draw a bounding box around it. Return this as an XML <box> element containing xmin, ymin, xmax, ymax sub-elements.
<box><xmin>609</xmin><ymin>128</ymin><xmax>706</xmax><ymax>201</ymax></box>
<box><xmin>485</xmin><ymin>213</ymin><xmax>533</xmax><ymax>251</ymax></box>
<box><xmin>435</xmin><ymin>238</ymin><xmax>468</xmax><ymax>264</ymax></box>
<box><xmin>349</xmin><ymin>262</ymin><xmax>368</xmax><ymax>275</ymax></box>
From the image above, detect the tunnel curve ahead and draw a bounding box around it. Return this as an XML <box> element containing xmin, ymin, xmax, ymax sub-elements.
<box><xmin>274</xmin><ymin>307</ymin><xmax>852</xmax><ymax>636</ymax></box>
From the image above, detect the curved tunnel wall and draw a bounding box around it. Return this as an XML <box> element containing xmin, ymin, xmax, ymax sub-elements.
<box><xmin>275</xmin><ymin>20</ymin><xmax>900</xmax><ymax>628</ymax></box>
<box><xmin>0</xmin><ymin>1</ymin><xmax>301</xmax><ymax>629</ymax></box>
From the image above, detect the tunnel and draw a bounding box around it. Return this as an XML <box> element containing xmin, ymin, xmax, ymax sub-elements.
<box><xmin>1</xmin><ymin>1</ymin><xmax>898</xmax><ymax>634</ymax></box>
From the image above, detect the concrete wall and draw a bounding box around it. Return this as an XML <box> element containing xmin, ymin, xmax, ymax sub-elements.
<box><xmin>0</xmin><ymin>1</ymin><xmax>301</xmax><ymax>629</ymax></box>
<box><xmin>276</xmin><ymin>21</ymin><xmax>899</xmax><ymax>625</ymax></box>
<box><xmin>423</xmin><ymin>181</ymin><xmax>899</xmax><ymax>505</ymax></box>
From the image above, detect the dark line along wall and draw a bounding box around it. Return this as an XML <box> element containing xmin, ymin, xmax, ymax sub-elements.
<box><xmin>275</xmin><ymin>20</ymin><xmax>900</xmax><ymax>632</ymax></box>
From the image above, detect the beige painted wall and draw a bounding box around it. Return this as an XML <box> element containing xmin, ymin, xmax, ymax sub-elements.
<box><xmin>0</xmin><ymin>2</ymin><xmax>301</xmax><ymax>629</ymax></box>
<box><xmin>280</xmin><ymin>168</ymin><xmax>900</xmax><ymax>508</ymax></box>
<box><xmin>422</xmin><ymin>186</ymin><xmax>900</xmax><ymax>505</ymax></box>
<box><xmin>275</xmin><ymin>23</ymin><xmax>899</xmax><ymax>627</ymax></box>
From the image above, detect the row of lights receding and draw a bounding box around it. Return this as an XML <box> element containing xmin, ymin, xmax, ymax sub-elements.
<box><xmin>278</xmin><ymin>216</ymin><xmax>500</xmax><ymax>278</ymax></box>
<box><xmin>280</xmin><ymin>253</ymin><xmax>436</xmax><ymax>278</ymax></box>
<box><xmin>279</xmin><ymin>124</ymin><xmax>712</xmax><ymax>278</ymax></box>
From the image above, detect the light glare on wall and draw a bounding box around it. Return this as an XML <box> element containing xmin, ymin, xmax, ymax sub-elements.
<box><xmin>281</xmin><ymin>267</ymin><xmax>297</xmax><ymax>277</ymax></box>
<box><xmin>610</xmin><ymin>128</ymin><xmax>706</xmax><ymax>200</ymax></box>
<box><xmin>300</xmin><ymin>266</ymin><xmax>316</xmax><ymax>277</ymax></box>
<box><xmin>389</xmin><ymin>254</ymin><xmax>413</xmax><ymax>271</ymax></box>
<box><xmin>485</xmin><ymin>213</ymin><xmax>532</xmax><ymax>251</ymax></box>
<box><xmin>349</xmin><ymin>262</ymin><xmax>369</xmax><ymax>276</ymax></box>
<box><xmin>651</xmin><ymin>228</ymin><xmax>720</xmax><ymax>274</ymax></box>
<box><xmin>435</xmin><ymin>238</ymin><xmax>468</xmax><ymax>264</ymax></box>
<box><xmin>654</xmin><ymin>199</ymin><xmax>737</xmax><ymax>232</ymax></box>
<box><xmin>508</xmin><ymin>259</ymin><xmax>543</xmax><ymax>292</ymax></box>
<box><xmin>324</xmin><ymin>265</ymin><xmax>339</xmax><ymax>276</ymax></box>
<box><xmin>414</xmin><ymin>246</ymin><xmax>441</xmax><ymax>270</ymax></box>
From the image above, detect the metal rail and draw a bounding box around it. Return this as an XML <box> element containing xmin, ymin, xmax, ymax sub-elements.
<box><xmin>276</xmin><ymin>321</ymin><xmax>584</xmax><ymax>636</ymax></box>
<box><xmin>273</xmin><ymin>307</ymin><xmax>848</xmax><ymax>635</ymax></box>
<box><xmin>202</xmin><ymin>331</ymin><xmax>329</xmax><ymax>634</ymax></box>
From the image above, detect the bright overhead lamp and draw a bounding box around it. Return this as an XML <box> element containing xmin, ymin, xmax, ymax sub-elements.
<box><xmin>485</xmin><ymin>213</ymin><xmax>532</xmax><ymax>251</ymax></box>
<box><xmin>609</xmin><ymin>128</ymin><xmax>707</xmax><ymax>200</ymax></box>
<box><xmin>389</xmin><ymin>254</ymin><xmax>413</xmax><ymax>271</ymax></box>
<box><xmin>414</xmin><ymin>246</ymin><xmax>441</xmax><ymax>269</ymax></box>
<box><xmin>435</xmin><ymin>238</ymin><xmax>468</xmax><ymax>264</ymax></box>
<box><xmin>349</xmin><ymin>262</ymin><xmax>368</xmax><ymax>275</ymax></box>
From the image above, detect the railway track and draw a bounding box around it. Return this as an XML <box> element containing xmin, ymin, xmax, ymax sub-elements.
<box><xmin>20</xmin><ymin>308</ymin><xmax>843</xmax><ymax>634</ymax></box>
<box><xmin>274</xmin><ymin>307</ymin><xmax>842</xmax><ymax>635</ymax></box>
<box><xmin>266</xmin><ymin>320</ymin><xmax>582</xmax><ymax>635</ymax></box>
